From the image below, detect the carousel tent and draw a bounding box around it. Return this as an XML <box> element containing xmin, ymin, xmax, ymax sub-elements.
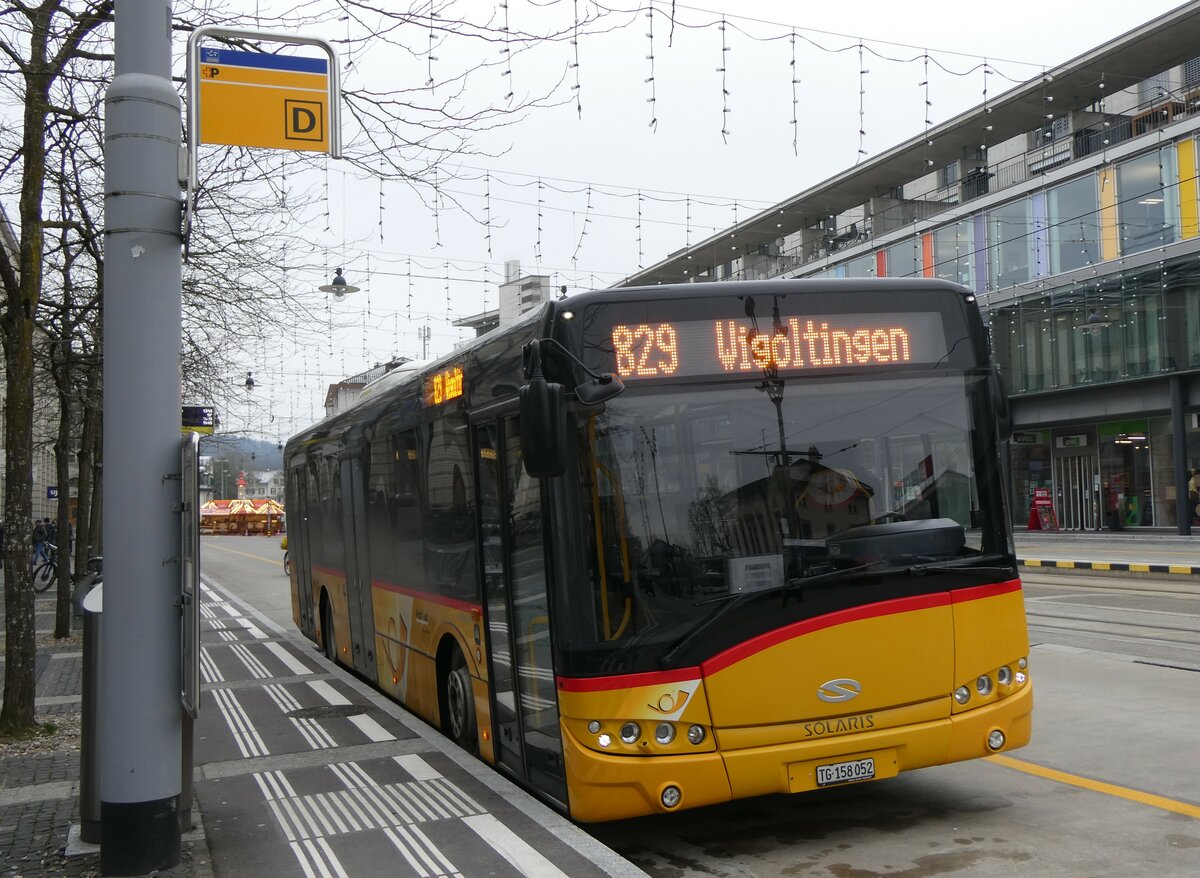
<box><xmin>200</xmin><ymin>498</ymin><xmax>285</xmax><ymax>534</ymax></box>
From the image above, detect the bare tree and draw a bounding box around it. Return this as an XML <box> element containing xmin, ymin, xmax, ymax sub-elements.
<box><xmin>0</xmin><ymin>0</ymin><xmax>113</xmax><ymax>734</ymax></box>
<box><xmin>2</xmin><ymin>0</ymin><xmax>628</xmax><ymax>733</ymax></box>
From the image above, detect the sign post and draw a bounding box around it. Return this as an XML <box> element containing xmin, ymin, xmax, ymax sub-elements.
<box><xmin>183</xmin><ymin>26</ymin><xmax>342</xmax><ymax>249</ymax></box>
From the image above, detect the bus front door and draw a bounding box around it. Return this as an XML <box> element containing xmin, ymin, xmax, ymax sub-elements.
<box><xmin>475</xmin><ymin>416</ymin><xmax>567</xmax><ymax>807</ymax></box>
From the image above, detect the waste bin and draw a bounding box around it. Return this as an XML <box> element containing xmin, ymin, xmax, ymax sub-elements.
<box><xmin>80</xmin><ymin>582</ymin><xmax>103</xmax><ymax>843</ymax></box>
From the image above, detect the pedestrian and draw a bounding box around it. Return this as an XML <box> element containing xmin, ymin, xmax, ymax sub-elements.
<box><xmin>32</xmin><ymin>518</ymin><xmax>48</xmax><ymax>563</ymax></box>
<box><xmin>1191</xmin><ymin>468</ymin><xmax>1200</xmax><ymax>524</ymax></box>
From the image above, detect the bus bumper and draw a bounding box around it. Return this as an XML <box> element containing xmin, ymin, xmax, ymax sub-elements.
<box><xmin>561</xmin><ymin>682</ymin><xmax>1031</xmax><ymax>821</ymax></box>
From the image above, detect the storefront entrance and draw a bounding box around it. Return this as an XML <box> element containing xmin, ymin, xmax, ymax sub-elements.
<box><xmin>1053</xmin><ymin>452</ymin><xmax>1100</xmax><ymax>530</ymax></box>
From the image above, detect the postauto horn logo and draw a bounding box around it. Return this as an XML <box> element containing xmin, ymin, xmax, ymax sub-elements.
<box><xmin>817</xmin><ymin>678</ymin><xmax>862</xmax><ymax>703</ymax></box>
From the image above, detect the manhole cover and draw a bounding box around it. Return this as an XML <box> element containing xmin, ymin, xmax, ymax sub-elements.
<box><xmin>286</xmin><ymin>704</ymin><xmax>368</xmax><ymax>720</ymax></box>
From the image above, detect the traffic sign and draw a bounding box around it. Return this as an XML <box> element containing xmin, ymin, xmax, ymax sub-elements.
<box><xmin>198</xmin><ymin>48</ymin><xmax>329</xmax><ymax>152</ymax></box>
<box><xmin>182</xmin><ymin>405</ymin><xmax>215</xmax><ymax>436</ymax></box>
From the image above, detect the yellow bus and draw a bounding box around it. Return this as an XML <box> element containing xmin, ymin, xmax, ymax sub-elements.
<box><xmin>284</xmin><ymin>278</ymin><xmax>1031</xmax><ymax>821</ymax></box>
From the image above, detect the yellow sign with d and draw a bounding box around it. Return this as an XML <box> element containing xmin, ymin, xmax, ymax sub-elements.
<box><xmin>198</xmin><ymin>48</ymin><xmax>329</xmax><ymax>152</ymax></box>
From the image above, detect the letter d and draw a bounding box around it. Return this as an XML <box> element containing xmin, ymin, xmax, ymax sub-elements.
<box><xmin>292</xmin><ymin>107</ymin><xmax>316</xmax><ymax>134</ymax></box>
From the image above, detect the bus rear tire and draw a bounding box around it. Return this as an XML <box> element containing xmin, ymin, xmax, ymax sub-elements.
<box><xmin>443</xmin><ymin>646</ymin><xmax>478</xmax><ymax>754</ymax></box>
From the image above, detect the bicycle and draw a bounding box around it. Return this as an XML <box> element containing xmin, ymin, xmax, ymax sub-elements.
<box><xmin>33</xmin><ymin>542</ymin><xmax>57</xmax><ymax>593</ymax></box>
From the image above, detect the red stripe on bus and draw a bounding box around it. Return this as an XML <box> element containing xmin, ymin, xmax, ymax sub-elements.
<box><xmin>949</xmin><ymin>579</ymin><xmax>1022</xmax><ymax>602</ymax></box>
<box><xmin>703</xmin><ymin>580</ymin><xmax>1023</xmax><ymax>675</ymax></box>
<box><xmin>311</xmin><ymin>563</ymin><xmax>344</xmax><ymax>577</ymax></box>
<box><xmin>701</xmin><ymin>591</ymin><xmax>950</xmax><ymax>676</ymax></box>
<box><xmin>370</xmin><ymin>579</ymin><xmax>482</xmax><ymax>615</ymax></box>
<box><xmin>557</xmin><ymin>666</ymin><xmax>701</xmax><ymax>693</ymax></box>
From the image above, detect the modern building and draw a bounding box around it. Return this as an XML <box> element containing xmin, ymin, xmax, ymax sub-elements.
<box><xmin>455</xmin><ymin>260</ymin><xmax>555</xmax><ymax>337</ymax></box>
<box><xmin>622</xmin><ymin>3</ymin><xmax>1200</xmax><ymax>535</ymax></box>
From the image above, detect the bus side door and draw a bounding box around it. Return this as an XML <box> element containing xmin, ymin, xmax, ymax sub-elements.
<box><xmin>288</xmin><ymin>465</ymin><xmax>315</xmax><ymax>636</ymax></box>
<box><xmin>340</xmin><ymin>453</ymin><xmax>378</xmax><ymax>681</ymax></box>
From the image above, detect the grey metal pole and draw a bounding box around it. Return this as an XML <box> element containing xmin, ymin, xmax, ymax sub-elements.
<box><xmin>100</xmin><ymin>0</ymin><xmax>183</xmax><ymax>872</ymax></box>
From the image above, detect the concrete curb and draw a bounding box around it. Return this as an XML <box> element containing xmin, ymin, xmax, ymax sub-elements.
<box><xmin>1018</xmin><ymin>558</ymin><xmax>1200</xmax><ymax>575</ymax></box>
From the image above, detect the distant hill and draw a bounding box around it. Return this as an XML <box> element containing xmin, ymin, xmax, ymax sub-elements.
<box><xmin>199</xmin><ymin>435</ymin><xmax>283</xmax><ymax>470</ymax></box>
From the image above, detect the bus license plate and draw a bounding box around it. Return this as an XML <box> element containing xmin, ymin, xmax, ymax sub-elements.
<box><xmin>816</xmin><ymin>757</ymin><xmax>875</xmax><ymax>787</ymax></box>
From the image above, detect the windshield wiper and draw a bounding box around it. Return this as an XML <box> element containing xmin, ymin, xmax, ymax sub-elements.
<box><xmin>660</xmin><ymin>559</ymin><xmax>893</xmax><ymax>666</ymax></box>
<box><xmin>661</xmin><ymin>554</ymin><xmax>1016</xmax><ymax>666</ymax></box>
<box><xmin>693</xmin><ymin>558</ymin><xmax>895</xmax><ymax>608</ymax></box>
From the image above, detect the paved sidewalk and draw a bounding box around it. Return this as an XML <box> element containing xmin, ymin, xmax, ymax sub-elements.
<box><xmin>1014</xmin><ymin>531</ymin><xmax>1200</xmax><ymax>577</ymax></box>
<box><xmin>1</xmin><ymin>577</ymin><xmax>645</xmax><ymax>877</ymax></box>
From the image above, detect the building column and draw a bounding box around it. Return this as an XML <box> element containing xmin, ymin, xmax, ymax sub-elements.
<box><xmin>1171</xmin><ymin>375</ymin><xmax>1190</xmax><ymax>536</ymax></box>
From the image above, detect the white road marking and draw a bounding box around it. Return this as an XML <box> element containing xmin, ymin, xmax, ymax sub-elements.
<box><xmin>394</xmin><ymin>754</ymin><xmax>441</xmax><ymax>781</ymax></box>
<box><xmin>308</xmin><ymin>679</ymin><xmax>350</xmax><ymax>705</ymax></box>
<box><xmin>462</xmin><ymin>813</ymin><xmax>571</xmax><ymax>878</ymax></box>
<box><xmin>265</xmin><ymin>640</ymin><xmax>313</xmax><ymax>676</ymax></box>
<box><xmin>349</xmin><ymin>713</ymin><xmax>394</xmax><ymax>743</ymax></box>
<box><xmin>211</xmin><ymin>687</ymin><xmax>267</xmax><ymax>757</ymax></box>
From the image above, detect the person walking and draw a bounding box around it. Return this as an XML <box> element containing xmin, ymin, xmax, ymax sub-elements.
<box><xmin>32</xmin><ymin>518</ymin><xmax>48</xmax><ymax>563</ymax></box>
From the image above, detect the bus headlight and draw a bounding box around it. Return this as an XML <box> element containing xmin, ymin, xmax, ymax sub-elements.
<box><xmin>597</xmin><ymin>733</ymin><xmax>612</xmax><ymax>748</ymax></box>
<box><xmin>587</xmin><ymin>720</ymin><xmax>601</xmax><ymax>734</ymax></box>
<box><xmin>987</xmin><ymin>729</ymin><xmax>1006</xmax><ymax>751</ymax></box>
<box><xmin>620</xmin><ymin>722</ymin><xmax>641</xmax><ymax>744</ymax></box>
<box><xmin>997</xmin><ymin>666</ymin><xmax>1013</xmax><ymax>686</ymax></box>
<box><xmin>976</xmin><ymin>674</ymin><xmax>993</xmax><ymax>696</ymax></box>
<box><xmin>954</xmin><ymin>685</ymin><xmax>971</xmax><ymax>704</ymax></box>
<box><xmin>655</xmin><ymin>722</ymin><xmax>676</xmax><ymax>745</ymax></box>
<box><xmin>661</xmin><ymin>785</ymin><xmax>682</xmax><ymax>808</ymax></box>
<box><xmin>687</xmin><ymin>724</ymin><xmax>706</xmax><ymax>745</ymax></box>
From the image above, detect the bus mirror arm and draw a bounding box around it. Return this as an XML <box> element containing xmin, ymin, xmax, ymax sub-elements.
<box><xmin>522</xmin><ymin>337</ymin><xmax>626</xmax><ymax>405</ymax></box>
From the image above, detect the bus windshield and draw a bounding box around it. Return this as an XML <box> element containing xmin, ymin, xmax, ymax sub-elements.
<box><xmin>567</xmin><ymin>371</ymin><xmax>1009</xmax><ymax>672</ymax></box>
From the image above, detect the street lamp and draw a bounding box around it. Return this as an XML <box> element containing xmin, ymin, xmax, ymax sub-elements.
<box><xmin>318</xmin><ymin>267</ymin><xmax>361</xmax><ymax>302</ymax></box>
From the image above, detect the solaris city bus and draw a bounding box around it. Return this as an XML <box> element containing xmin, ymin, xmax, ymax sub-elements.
<box><xmin>284</xmin><ymin>278</ymin><xmax>1032</xmax><ymax>821</ymax></box>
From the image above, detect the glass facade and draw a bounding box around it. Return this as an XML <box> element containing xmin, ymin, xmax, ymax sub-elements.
<box><xmin>931</xmin><ymin>220</ymin><xmax>975</xmax><ymax>287</ymax></box>
<box><xmin>793</xmin><ymin>133</ymin><xmax>1200</xmax><ymax>532</ymax></box>
<box><xmin>988</xmin><ymin>198</ymin><xmax>1033</xmax><ymax>289</ymax></box>
<box><xmin>1048</xmin><ymin>175</ymin><xmax>1101</xmax><ymax>273</ymax></box>
<box><xmin>1117</xmin><ymin>148</ymin><xmax>1179</xmax><ymax>254</ymax></box>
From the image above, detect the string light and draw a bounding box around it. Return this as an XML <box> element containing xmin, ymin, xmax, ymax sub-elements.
<box><xmin>426</xmin><ymin>0</ymin><xmax>436</xmax><ymax>89</ymax></box>
<box><xmin>718</xmin><ymin>16</ymin><xmax>731</xmax><ymax>142</ymax></box>
<box><xmin>790</xmin><ymin>29</ymin><xmax>799</xmax><ymax>157</ymax></box>
<box><xmin>571</xmin><ymin>0</ymin><xmax>582</xmax><ymax>117</ymax></box>
<box><xmin>646</xmin><ymin>3</ymin><xmax>658</xmax><ymax>130</ymax></box>
<box><xmin>484</xmin><ymin>172</ymin><xmax>492</xmax><ymax>257</ymax></box>
<box><xmin>857</xmin><ymin>41</ymin><xmax>868</xmax><ymax>161</ymax></box>
<box><xmin>500</xmin><ymin>1</ymin><xmax>513</xmax><ymax>101</ymax></box>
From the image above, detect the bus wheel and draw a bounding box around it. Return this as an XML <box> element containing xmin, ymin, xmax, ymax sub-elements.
<box><xmin>444</xmin><ymin>647</ymin><xmax>477</xmax><ymax>753</ymax></box>
<box><xmin>321</xmin><ymin>598</ymin><xmax>337</xmax><ymax>663</ymax></box>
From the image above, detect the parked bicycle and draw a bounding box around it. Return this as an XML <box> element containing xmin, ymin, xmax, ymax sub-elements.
<box><xmin>33</xmin><ymin>542</ymin><xmax>57</xmax><ymax>593</ymax></box>
<box><xmin>281</xmin><ymin>535</ymin><xmax>291</xmax><ymax>576</ymax></box>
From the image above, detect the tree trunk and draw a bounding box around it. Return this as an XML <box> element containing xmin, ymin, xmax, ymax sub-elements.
<box><xmin>54</xmin><ymin>365</ymin><xmax>73</xmax><ymax>638</ymax></box>
<box><xmin>89</xmin><ymin>422</ymin><xmax>103</xmax><ymax>557</ymax></box>
<box><xmin>0</xmin><ymin>10</ymin><xmax>53</xmax><ymax>733</ymax></box>
<box><xmin>73</xmin><ymin>365</ymin><xmax>99</xmax><ymax>578</ymax></box>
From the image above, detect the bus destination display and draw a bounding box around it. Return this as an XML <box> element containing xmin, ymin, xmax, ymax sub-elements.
<box><xmin>609</xmin><ymin>312</ymin><xmax>946</xmax><ymax>380</ymax></box>
<box><xmin>426</xmin><ymin>365</ymin><xmax>464</xmax><ymax>405</ymax></box>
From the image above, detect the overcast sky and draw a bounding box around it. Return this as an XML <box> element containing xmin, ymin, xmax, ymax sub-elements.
<box><xmin>210</xmin><ymin>0</ymin><xmax>1187</xmax><ymax>443</ymax></box>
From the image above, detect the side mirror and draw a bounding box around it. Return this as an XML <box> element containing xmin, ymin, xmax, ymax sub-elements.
<box><xmin>520</xmin><ymin>376</ymin><xmax>567</xmax><ymax>478</ymax></box>
<box><xmin>990</xmin><ymin>366</ymin><xmax>1012</xmax><ymax>441</ymax></box>
<box><xmin>575</xmin><ymin>373</ymin><xmax>625</xmax><ymax>406</ymax></box>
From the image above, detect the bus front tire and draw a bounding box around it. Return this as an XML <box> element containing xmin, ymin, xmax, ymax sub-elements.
<box><xmin>443</xmin><ymin>647</ymin><xmax>478</xmax><ymax>754</ymax></box>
